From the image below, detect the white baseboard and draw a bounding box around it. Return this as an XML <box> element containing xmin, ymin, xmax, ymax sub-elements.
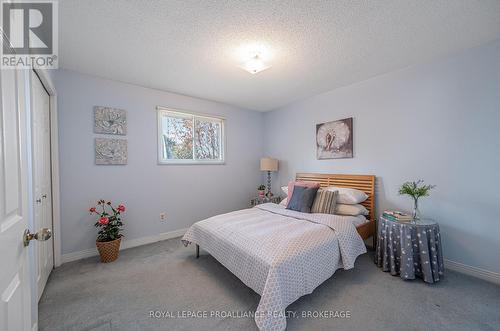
<box><xmin>61</xmin><ymin>232</ymin><xmax>500</xmax><ymax>285</ymax></box>
<box><xmin>61</xmin><ymin>228</ymin><xmax>188</xmax><ymax>264</ymax></box>
<box><xmin>445</xmin><ymin>259</ymin><xmax>500</xmax><ymax>285</ymax></box>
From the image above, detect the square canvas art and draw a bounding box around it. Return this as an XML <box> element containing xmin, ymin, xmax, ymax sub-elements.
<box><xmin>95</xmin><ymin>138</ymin><xmax>127</xmax><ymax>165</ymax></box>
<box><xmin>316</xmin><ymin>117</ymin><xmax>353</xmax><ymax>159</ymax></box>
<box><xmin>94</xmin><ymin>106</ymin><xmax>127</xmax><ymax>135</ymax></box>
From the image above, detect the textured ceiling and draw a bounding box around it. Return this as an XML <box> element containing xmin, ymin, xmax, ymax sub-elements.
<box><xmin>59</xmin><ymin>0</ymin><xmax>500</xmax><ymax>111</ymax></box>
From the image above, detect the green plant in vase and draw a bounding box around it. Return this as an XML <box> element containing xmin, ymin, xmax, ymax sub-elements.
<box><xmin>398</xmin><ymin>180</ymin><xmax>435</xmax><ymax>223</ymax></box>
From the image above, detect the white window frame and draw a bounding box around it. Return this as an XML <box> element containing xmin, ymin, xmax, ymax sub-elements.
<box><xmin>157</xmin><ymin>106</ymin><xmax>225</xmax><ymax>165</ymax></box>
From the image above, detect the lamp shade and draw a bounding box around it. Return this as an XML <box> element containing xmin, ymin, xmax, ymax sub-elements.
<box><xmin>260</xmin><ymin>158</ymin><xmax>278</xmax><ymax>172</ymax></box>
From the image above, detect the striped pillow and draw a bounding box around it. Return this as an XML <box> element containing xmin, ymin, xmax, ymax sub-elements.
<box><xmin>311</xmin><ymin>189</ymin><xmax>338</xmax><ymax>214</ymax></box>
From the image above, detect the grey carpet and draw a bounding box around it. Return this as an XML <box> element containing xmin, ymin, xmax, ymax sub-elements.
<box><xmin>39</xmin><ymin>238</ymin><xmax>500</xmax><ymax>331</ymax></box>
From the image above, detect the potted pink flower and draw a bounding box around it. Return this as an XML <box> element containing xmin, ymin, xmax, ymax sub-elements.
<box><xmin>89</xmin><ymin>200</ymin><xmax>125</xmax><ymax>263</ymax></box>
<box><xmin>257</xmin><ymin>184</ymin><xmax>266</xmax><ymax>198</ymax></box>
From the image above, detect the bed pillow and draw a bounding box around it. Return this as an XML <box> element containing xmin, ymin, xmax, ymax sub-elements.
<box><xmin>279</xmin><ymin>198</ymin><xmax>287</xmax><ymax>206</ymax></box>
<box><xmin>311</xmin><ymin>189</ymin><xmax>338</xmax><ymax>214</ymax></box>
<box><xmin>281</xmin><ymin>186</ymin><xmax>289</xmax><ymax>196</ymax></box>
<box><xmin>286</xmin><ymin>181</ymin><xmax>321</xmax><ymax>208</ymax></box>
<box><xmin>324</xmin><ymin>186</ymin><xmax>368</xmax><ymax>204</ymax></box>
<box><xmin>335</xmin><ymin>203</ymin><xmax>369</xmax><ymax>216</ymax></box>
<box><xmin>286</xmin><ymin>186</ymin><xmax>305</xmax><ymax>210</ymax></box>
<box><xmin>286</xmin><ymin>186</ymin><xmax>319</xmax><ymax>213</ymax></box>
<box><xmin>352</xmin><ymin>215</ymin><xmax>368</xmax><ymax>226</ymax></box>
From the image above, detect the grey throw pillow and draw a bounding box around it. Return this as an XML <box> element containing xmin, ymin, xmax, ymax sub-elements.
<box><xmin>311</xmin><ymin>189</ymin><xmax>338</xmax><ymax>214</ymax></box>
<box><xmin>287</xmin><ymin>185</ymin><xmax>319</xmax><ymax>213</ymax></box>
<box><xmin>286</xmin><ymin>186</ymin><xmax>305</xmax><ymax>211</ymax></box>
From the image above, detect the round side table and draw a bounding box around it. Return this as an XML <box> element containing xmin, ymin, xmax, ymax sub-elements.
<box><xmin>250</xmin><ymin>195</ymin><xmax>282</xmax><ymax>207</ymax></box>
<box><xmin>375</xmin><ymin>216</ymin><xmax>444</xmax><ymax>283</ymax></box>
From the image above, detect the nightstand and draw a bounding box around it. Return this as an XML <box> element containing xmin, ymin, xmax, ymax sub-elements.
<box><xmin>250</xmin><ymin>196</ymin><xmax>281</xmax><ymax>207</ymax></box>
<box><xmin>375</xmin><ymin>216</ymin><xmax>444</xmax><ymax>283</ymax></box>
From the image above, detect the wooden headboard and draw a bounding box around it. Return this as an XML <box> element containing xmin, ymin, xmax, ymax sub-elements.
<box><xmin>295</xmin><ymin>173</ymin><xmax>376</xmax><ymax>221</ymax></box>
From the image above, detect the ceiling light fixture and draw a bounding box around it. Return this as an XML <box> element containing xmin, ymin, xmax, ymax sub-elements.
<box><xmin>240</xmin><ymin>54</ymin><xmax>271</xmax><ymax>74</ymax></box>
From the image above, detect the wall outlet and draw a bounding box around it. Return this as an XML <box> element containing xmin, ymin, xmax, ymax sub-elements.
<box><xmin>160</xmin><ymin>213</ymin><xmax>167</xmax><ymax>221</ymax></box>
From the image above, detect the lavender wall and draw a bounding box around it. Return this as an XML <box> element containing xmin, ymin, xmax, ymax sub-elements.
<box><xmin>264</xmin><ymin>40</ymin><xmax>500</xmax><ymax>273</ymax></box>
<box><xmin>55</xmin><ymin>70</ymin><xmax>264</xmax><ymax>255</ymax></box>
<box><xmin>56</xmin><ymin>40</ymin><xmax>500</xmax><ymax>274</ymax></box>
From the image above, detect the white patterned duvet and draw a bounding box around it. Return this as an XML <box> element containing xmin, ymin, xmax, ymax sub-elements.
<box><xmin>182</xmin><ymin>203</ymin><xmax>366</xmax><ymax>331</ymax></box>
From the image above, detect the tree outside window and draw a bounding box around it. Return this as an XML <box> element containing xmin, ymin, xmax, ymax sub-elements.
<box><xmin>158</xmin><ymin>109</ymin><xmax>224</xmax><ymax>164</ymax></box>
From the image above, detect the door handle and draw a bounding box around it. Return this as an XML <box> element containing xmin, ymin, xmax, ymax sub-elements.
<box><xmin>23</xmin><ymin>228</ymin><xmax>52</xmax><ymax>247</ymax></box>
<box><xmin>36</xmin><ymin>198</ymin><xmax>42</xmax><ymax>204</ymax></box>
<box><xmin>42</xmin><ymin>194</ymin><xmax>47</xmax><ymax>199</ymax></box>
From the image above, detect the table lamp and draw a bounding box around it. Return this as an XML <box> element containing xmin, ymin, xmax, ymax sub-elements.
<box><xmin>260</xmin><ymin>157</ymin><xmax>279</xmax><ymax>197</ymax></box>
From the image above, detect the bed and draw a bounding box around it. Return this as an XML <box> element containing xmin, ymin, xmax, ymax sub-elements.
<box><xmin>182</xmin><ymin>173</ymin><xmax>376</xmax><ymax>331</ymax></box>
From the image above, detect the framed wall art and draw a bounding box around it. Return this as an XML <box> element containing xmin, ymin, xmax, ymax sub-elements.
<box><xmin>94</xmin><ymin>106</ymin><xmax>127</xmax><ymax>135</ymax></box>
<box><xmin>316</xmin><ymin>117</ymin><xmax>353</xmax><ymax>159</ymax></box>
<box><xmin>95</xmin><ymin>138</ymin><xmax>127</xmax><ymax>165</ymax></box>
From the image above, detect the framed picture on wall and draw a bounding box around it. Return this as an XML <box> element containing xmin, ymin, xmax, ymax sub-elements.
<box><xmin>316</xmin><ymin>117</ymin><xmax>353</xmax><ymax>159</ymax></box>
<box><xmin>95</xmin><ymin>138</ymin><xmax>128</xmax><ymax>165</ymax></box>
<box><xmin>94</xmin><ymin>106</ymin><xmax>127</xmax><ymax>135</ymax></box>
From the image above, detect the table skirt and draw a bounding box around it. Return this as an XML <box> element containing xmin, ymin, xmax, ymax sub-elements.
<box><xmin>375</xmin><ymin>218</ymin><xmax>444</xmax><ymax>283</ymax></box>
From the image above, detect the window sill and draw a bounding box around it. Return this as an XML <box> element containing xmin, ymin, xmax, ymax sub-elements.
<box><xmin>158</xmin><ymin>160</ymin><xmax>225</xmax><ymax>165</ymax></box>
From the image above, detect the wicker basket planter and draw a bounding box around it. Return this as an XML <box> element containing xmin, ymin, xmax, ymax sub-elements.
<box><xmin>96</xmin><ymin>237</ymin><xmax>122</xmax><ymax>263</ymax></box>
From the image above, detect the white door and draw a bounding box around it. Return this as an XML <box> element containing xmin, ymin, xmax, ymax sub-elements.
<box><xmin>0</xmin><ymin>68</ymin><xmax>33</xmax><ymax>329</ymax></box>
<box><xmin>31</xmin><ymin>71</ymin><xmax>54</xmax><ymax>300</ymax></box>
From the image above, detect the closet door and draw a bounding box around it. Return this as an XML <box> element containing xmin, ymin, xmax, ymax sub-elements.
<box><xmin>31</xmin><ymin>71</ymin><xmax>54</xmax><ymax>300</ymax></box>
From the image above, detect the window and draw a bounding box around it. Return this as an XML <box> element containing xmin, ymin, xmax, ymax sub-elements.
<box><xmin>157</xmin><ymin>107</ymin><xmax>225</xmax><ymax>164</ymax></box>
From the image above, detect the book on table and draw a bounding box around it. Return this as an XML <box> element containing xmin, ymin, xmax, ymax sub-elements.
<box><xmin>383</xmin><ymin>210</ymin><xmax>412</xmax><ymax>222</ymax></box>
